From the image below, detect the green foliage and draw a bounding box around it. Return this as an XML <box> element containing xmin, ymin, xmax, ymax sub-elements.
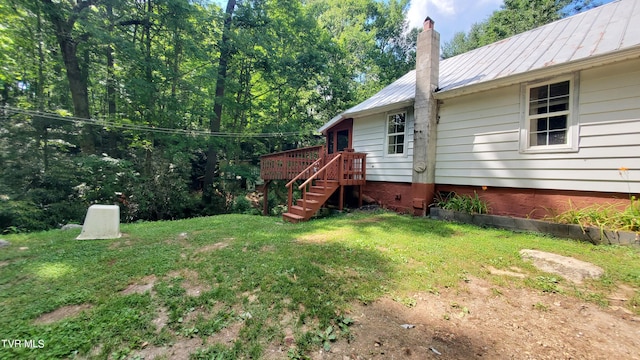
<box><xmin>0</xmin><ymin>0</ymin><xmax>418</xmax><ymax>231</ymax></box>
<box><xmin>436</xmin><ymin>191</ymin><xmax>489</xmax><ymax>214</ymax></box>
<box><xmin>314</xmin><ymin>326</ymin><xmax>337</xmax><ymax>351</ymax></box>
<box><xmin>528</xmin><ymin>276</ymin><xmax>562</xmax><ymax>293</ymax></box>
<box><xmin>546</xmin><ymin>197</ymin><xmax>640</xmax><ymax>232</ymax></box>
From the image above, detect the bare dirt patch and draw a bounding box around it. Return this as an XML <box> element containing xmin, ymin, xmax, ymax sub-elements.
<box><xmin>311</xmin><ymin>276</ymin><xmax>640</xmax><ymax>359</ymax></box>
<box><xmin>108</xmin><ymin>239</ymin><xmax>132</xmax><ymax>250</ymax></box>
<box><xmin>297</xmin><ymin>230</ymin><xmax>348</xmax><ymax>244</ymax></box>
<box><xmin>167</xmin><ymin>269</ymin><xmax>211</xmax><ymax>296</ymax></box>
<box><xmin>152</xmin><ymin>306</ymin><xmax>170</xmax><ymax>333</ymax></box>
<box><xmin>195</xmin><ymin>238</ymin><xmax>233</xmax><ymax>253</ymax></box>
<box><xmin>33</xmin><ymin>304</ymin><xmax>93</xmax><ymax>325</ymax></box>
<box><xmin>134</xmin><ymin>336</ymin><xmax>204</xmax><ymax>360</ymax></box>
<box><xmin>120</xmin><ymin>275</ymin><xmax>157</xmax><ymax>295</ymax></box>
<box><xmin>209</xmin><ymin>320</ymin><xmax>244</xmax><ymax>345</ymax></box>
<box><xmin>486</xmin><ymin>265</ymin><xmax>527</xmax><ymax>278</ymax></box>
<box><xmin>0</xmin><ymin>260</ymin><xmax>10</xmax><ymax>267</ymax></box>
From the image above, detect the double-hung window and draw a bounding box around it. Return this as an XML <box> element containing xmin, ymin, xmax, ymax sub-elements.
<box><xmin>387</xmin><ymin>112</ymin><xmax>406</xmax><ymax>155</ymax></box>
<box><xmin>521</xmin><ymin>76</ymin><xmax>578</xmax><ymax>152</ymax></box>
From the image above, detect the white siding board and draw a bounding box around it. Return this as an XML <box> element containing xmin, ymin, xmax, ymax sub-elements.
<box><xmin>580</xmin><ymin>97</ymin><xmax>640</xmax><ymax>116</ymax></box>
<box><xmin>580</xmin><ymin>109</ymin><xmax>640</xmax><ymax>124</ymax></box>
<box><xmin>367</xmin><ymin>174</ymin><xmax>413</xmax><ymax>182</ymax></box>
<box><xmin>436</xmin><ymin>141</ymin><xmax>518</xmax><ymax>154</ymax></box>
<box><xmin>438</xmin><ymin>130</ymin><xmax>519</xmax><ymax>147</ymax></box>
<box><xmin>580</xmin><ymin>132</ymin><xmax>640</xmax><ymax>147</ymax></box>
<box><xmin>440</xmin><ymin>87</ymin><xmax>519</xmax><ymax>116</ymax></box>
<box><xmin>438</xmin><ymin>106</ymin><xmax>520</xmax><ymax>127</ymax></box>
<box><xmin>437</xmin><ymin>168</ymin><xmax>640</xmax><ymax>183</ymax></box>
<box><xmin>437</xmin><ymin>145</ymin><xmax>640</xmax><ymax>162</ymax></box>
<box><xmin>439</xmin><ymin>157</ymin><xmax>640</xmax><ymax>170</ymax></box>
<box><xmin>438</xmin><ymin>119</ymin><xmax>517</xmax><ymax>134</ymax></box>
<box><xmin>438</xmin><ymin>128</ymin><xmax>518</xmax><ymax>146</ymax></box>
<box><xmin>580</xmin><ymin>59</ymin><xmax>640</xmax><ymax>88</ymax></box>
<box><xmin>580</xmin><ymin>84</ymin><xmax>640</xmax><ymax>105</ymax></box>
<box><xmin>579</xmin><ymin>118</ymin><xmax>640</xmax><ymax>136</ymax></box>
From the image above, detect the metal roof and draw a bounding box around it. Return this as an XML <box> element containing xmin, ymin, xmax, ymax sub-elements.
<box><xmin>320</xmin><ymin>0</ymin><xmax>640</xmax><ymax>133</ymax></box>
<box><xmin>439</xmin><ymin>0</ymin><xmax>640</xmax><ymax>92</ymax></box>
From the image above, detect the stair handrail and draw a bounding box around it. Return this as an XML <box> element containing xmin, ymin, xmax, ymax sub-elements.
<box><xmin>297</xmin><ymin>153</ymin><xmax>342</xmax><ymax>210</ymax></box>
<box><xmin>285</xmin><ymin>157</ymin><xmax>324</xmax><ymax>210</ymax></box>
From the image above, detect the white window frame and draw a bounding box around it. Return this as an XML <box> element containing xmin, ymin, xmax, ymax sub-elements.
<box><xmin>519</xmin><ymin>74</ymin><xmax>579</xmax><ymax>153</ymax></box>
<box><xmin>385</xmin><ymin>111</ymin><xmax>407</xmax><ymax>157</ymax></box>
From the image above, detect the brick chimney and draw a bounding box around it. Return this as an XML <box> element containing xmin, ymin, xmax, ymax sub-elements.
<box><xmin>411</xmin><ymin>17</ymin><xmax>440</xmax><ymax>215</ymax></box>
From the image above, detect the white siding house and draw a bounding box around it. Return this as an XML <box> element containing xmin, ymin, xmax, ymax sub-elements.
<box><xmin>319</xmin><ymin>0</ymin><xmax>640</xmax><ymax>217</ymax></box>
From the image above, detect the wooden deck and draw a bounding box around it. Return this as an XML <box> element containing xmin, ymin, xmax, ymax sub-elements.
<box><xmin>260</xmin><ymin>146</ymin><xmax>366</xmax><ymax>185</ymax></box>
<box><xmin>260</xmin><ymin>146</ymin><xmax>366</xmax><ymax>221</ymax></box>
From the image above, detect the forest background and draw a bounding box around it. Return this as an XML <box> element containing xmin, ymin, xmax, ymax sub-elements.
<box><xmin>0</xmin><ymin>0</ymin><xmax>601</xmax><ymax>232</ymax></box>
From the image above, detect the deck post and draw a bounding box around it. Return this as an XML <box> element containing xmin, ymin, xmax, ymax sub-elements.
<box><xmin>358</xmin><ymin>185</ymin><xmax>363</xmax><ymax>208</ymax></box>
<box><xmin>262</xmin><ymin>180</ymin><xmax>270</xmax><ymax>216</ymax></box>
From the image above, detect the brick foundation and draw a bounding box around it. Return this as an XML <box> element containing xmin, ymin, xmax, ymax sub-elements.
<box><xmin>362</xmin><ymin>182</ymin><xmax>413</xmax><ymax>214</ymax></box>
<box><xmin>435</xmin><ymin>184</ymin><xmax>635</xmax><ymax>219</ymax></box>
<box><xmin>362</xmin><ymin>182</ymin><xmax>635</xmax><ymax>219</ymax></box>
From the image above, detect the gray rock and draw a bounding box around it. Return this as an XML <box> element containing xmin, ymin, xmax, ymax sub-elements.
<box><xmin>520</xmin><ymin>249</ymin><xmax>604</xmax><ymax>284</ymax></box>
<box><xmin>61</xmin><ymin>224</ymin><xmax>83</xmax><ymax>231</ymax></box>
<box><xmin>0</xmin><ymin>239</ymin><xmax>10</xmax><ymax>248</ymax></box>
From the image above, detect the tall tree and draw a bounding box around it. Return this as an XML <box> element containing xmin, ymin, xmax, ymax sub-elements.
<box><xmin>306</xmin><ymin>0</ymin><xmax>416</xmax><ymax>102</ymax></box>
<box><xmin>40</xmin><ymin>0</ymin><xmax>95</xmax><ymax>152</ymax></box>
<box><xmin>202</xmin><ymin>0</ymin><xmax>236</xmax><ymax>205</ymax></box>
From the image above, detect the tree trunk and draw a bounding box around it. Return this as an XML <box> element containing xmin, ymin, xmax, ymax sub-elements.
<box><xmin>106</xmin><ymin>1</ymin><xmax>117</xmax><ymax>117</ymax></box>
<box><xmin>202</xmin><ymin>0</ymin><xmax>236</xmax><ymax>204</ymax></box>
<box><xmin>41</xmin><ymin>0</ymin><xmax>94</xmax><ymax>153</ymax></box>
<box><xmin>35</xmin><ymin>2</ymin><xmax>49</xmax><ymax>172</ymax></box>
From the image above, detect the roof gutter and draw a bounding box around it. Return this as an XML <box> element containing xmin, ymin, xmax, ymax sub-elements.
<box><xmin>434</xmin><ymin>46</ymin><xmax>640</xmax><ymax>100</ymax></box>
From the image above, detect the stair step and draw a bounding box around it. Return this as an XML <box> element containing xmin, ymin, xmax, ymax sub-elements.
<box><xmin>290</xmin><ymin>205</ymin><xmax>314</xmax><ymax>217</ymax></box>
<box><xmin>314</xmin><ymin>180</ymin><xmax>339</xmax><ymax>186</ymax></box>
<box><xmin>306</xmin><ymin>192</ymin><xmax>327</xmax><ymax>201</ymax></box>
<box><xmin>296</xmin><ymin>199</ymin><xmax>319</xmax><ymax>207</ymax></box>
<box><xmin>282</xmin><ymin>212</ymin><xmax>304</xmax><ymax>223</ymax></box>
<box><xmin>310</xmin><ymin>185</ymin><xmax>329</xmax><ymax>193</ymax></box>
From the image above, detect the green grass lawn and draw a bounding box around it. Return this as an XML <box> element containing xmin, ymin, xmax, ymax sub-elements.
<box><xmin>1</xmin><ymin>211</ymin><xmax>639</xmax><ymax>359</ymax></box>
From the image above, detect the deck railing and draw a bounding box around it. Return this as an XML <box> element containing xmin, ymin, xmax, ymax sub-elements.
<box><xmin>294</xmin><ymin>153</ymin><xmax>343</xmax><ymax>211</ymax></box>
<box><xmin>260</xmin><ymin>145</ymin><xmax>324</xmax><ymax>180</ymax></box>
<box><xmin>261</xmin><ymin>147</ymin><xmax>366</xmax><ymax>217</ymax></box>
<box><xmin>338</xmin><ymin>150</ymin><xmax>366</xmax><ymax>185</ymax></box>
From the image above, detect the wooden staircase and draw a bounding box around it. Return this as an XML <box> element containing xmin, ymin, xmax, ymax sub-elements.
<box><xmin>280</xmin><ymin>151</ymin><xmax>366</xmax><ymax>223</ymax></box>
<box><xmin>258</xmin><ymin>146</ymin><xmax>366</xmax><ymax>222</ymax></box>
<box><xmin>283</xmin><ymin>180</ymin><xmax>340</xmax><ymax>223</ymax></box>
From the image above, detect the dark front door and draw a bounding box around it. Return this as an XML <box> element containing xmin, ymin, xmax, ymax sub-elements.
<box><xmin>327</xmin><ymin>119</ymin><xmax>353</xmax><ymax>154</ymax></box>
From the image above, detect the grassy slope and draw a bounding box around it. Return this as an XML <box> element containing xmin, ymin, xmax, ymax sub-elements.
<box><xmin>0</xmin><ymin>212</ymin><xmax>639</xmax><ymax>359</ymax></box>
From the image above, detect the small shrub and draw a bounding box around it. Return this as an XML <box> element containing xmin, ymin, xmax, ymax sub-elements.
<box><xmin>232</xmin><ymin>195</ymin><xmax>253</xmax><ymax>214</ymax></box>
<box><xmin>547</xmin><ymin>197</ymin><xmax>640</xmax><ymax>232</ymax></box>
<box><xmin>435</xmin><ymin>191</ymin><xmax>489</xmax><ymax>214</ymax></box>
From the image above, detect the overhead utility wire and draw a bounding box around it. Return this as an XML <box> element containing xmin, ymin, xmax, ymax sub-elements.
<box><xmin>3</xmin><ymin>106</ymin><xmax>312</xmax><ymax>138</ymax></box>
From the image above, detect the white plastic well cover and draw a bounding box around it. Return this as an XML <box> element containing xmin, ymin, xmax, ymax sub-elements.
<box><xmin>76</xmin><ymin>204</ymin><xmax>122</xmax><ymax>240</ymax></box>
